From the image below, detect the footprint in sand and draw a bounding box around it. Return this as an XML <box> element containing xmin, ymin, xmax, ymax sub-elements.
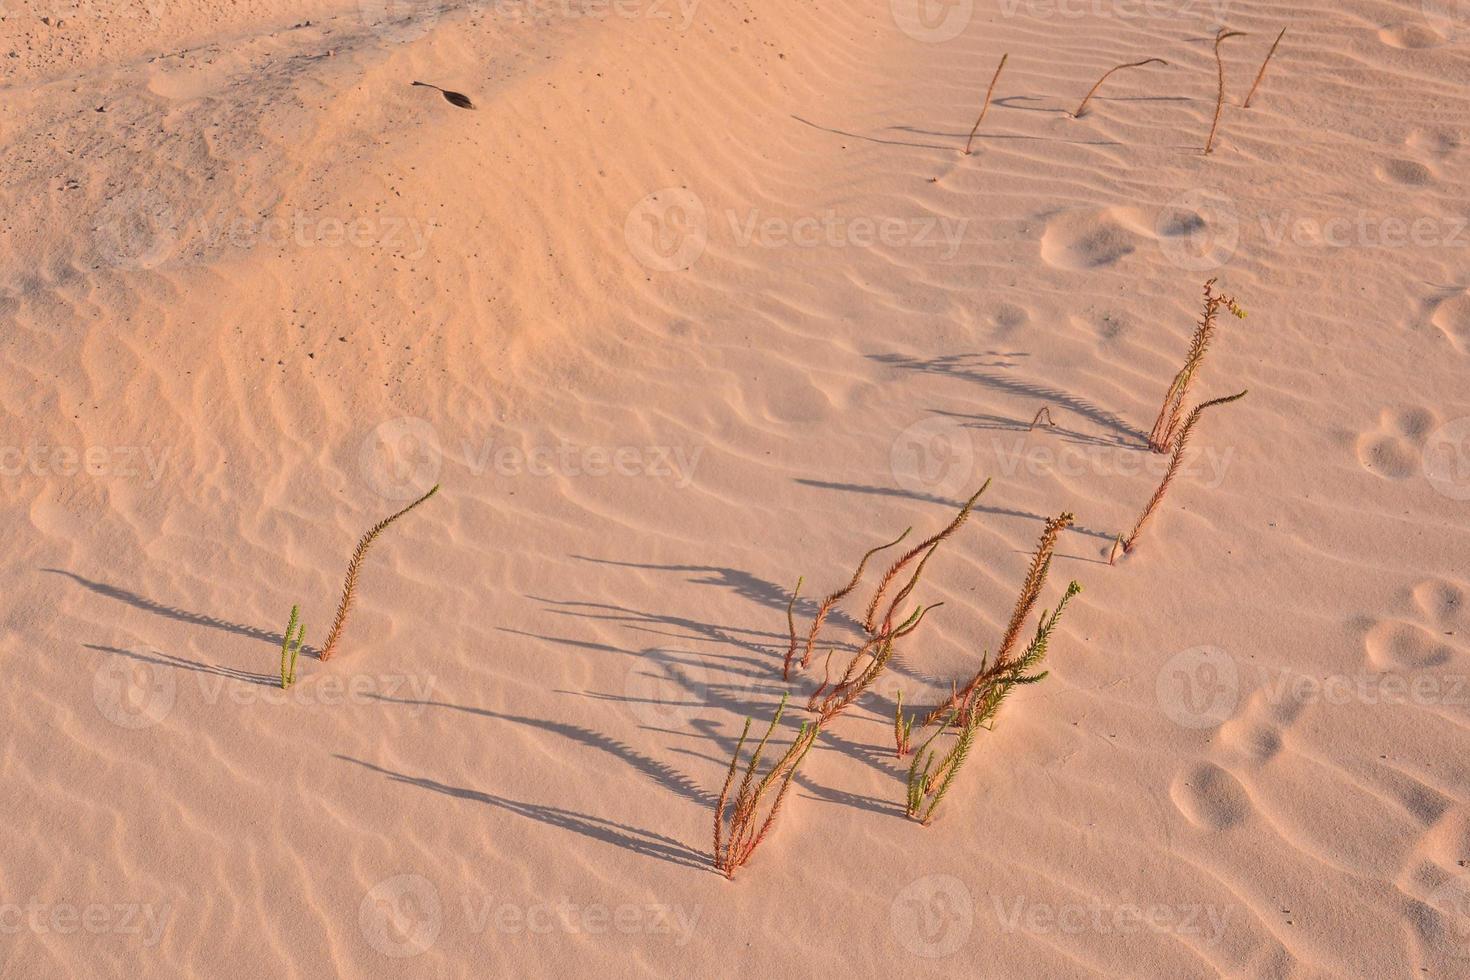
<box><xmin>1039</xmin><ymin>209</ymin><xmax>1143</xmax><ymax>270</ymax></box>
<box><xmin>1376</xmin><ymin>158</ymin><xmax>1436</xmax><ymax>187</ymax></box>
<box><xmin>1170</xmin><ymin>762</ymin><xmax>1253</xmax><ymax>830</ymax></box>
<box><xmin>1414</xmin><ymin>578</ymin><xmax>1467</xmax><ymax>629</ymax></box>
<box><xmin>1364</xmin><ymin>619</ymin><xmax>1455</xmax><ymax>669</ymax></box>
<box><xmin>1355</xmin><ymin>407</ymin><xmax>1437</xmax><ymax>480</ymax></box>
<box><xmin>1406</xmin><ymin>129</ymin><xmax>1461</xmax><ymax>158</ymax></box>
<box><xmin>1377</xmin><ymin>24</ymin><xmax>1447</xmax><ymax>50</ymax></box>
<box><xmin>1428</xmin><ymin>290</ymin><xmax>1470</xmax><ymax>353</ymax></box>
<box><xmin>991</xmin><ymin>302</ymin><xmax>1030</xmax><ymax>338</ymax></box>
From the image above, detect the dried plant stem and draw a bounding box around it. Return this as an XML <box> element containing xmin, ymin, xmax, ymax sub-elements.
<box><xmin>964</xmin><ymin>54</ymin><xmax>1009</xmax><ymax>155</ymax></box>
<box><xmin>1243</xmin><ymin>28</ymin><xmax>1286</xmax><ymax>108</ymax></box>
<box><xmin>791</xmin><ymin>529</ymin><xmax>909</xmax><ymax>676</ymax></box>
<box><xmin>1071</xmin><ymin>58</ymin><xmax>1168</xmax><ymax>118</ymax></box>
<box><xmin>1113</xmin><ymin>390</ymin><xmax>1247</xmax><ymax>563</ymax></box>
<box><xmin>864</xmin><ymin>481</ymin><xmax>990</xmax><ymax>634</ymax></box>
<box><xmin>1147</xmin><ymin>279</ymin><xmax>1247</xmax><ymax>454</ymax></box>
<box><xmin>319</xmin><ymin>484</ymin><xmax>440</xmax><ymax>662</ymax></box>
<box><xmin>1204</xmin><ymin>29</ymin><xmax>1247</xmax><ymax>154</ymax></box>
<box><xmin>1029</xmin><ymin>407</ymin><xmax>1057</xmax><ymax>430</ymax></box>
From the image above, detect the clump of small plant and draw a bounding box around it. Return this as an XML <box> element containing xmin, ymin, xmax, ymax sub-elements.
<box><xmin>280</xmin><ymin>604</ymin><xmax>305</xmax><ymax>689</ymax></box>
<box><xmin>1204</xmin><ymin>28</ymin><xmax>1247</xmax><ymax>154</ymax></box>
<box><xmin>713</xmin><ymin>694</ymin><xmax>820</xmax><ymax>879</ymax></box>
<box><xmin>1113</xmin><ymin>390</ymin><xmax>1247</xmax><ymax>563</ymax></box>
<box><xmin>320</xmin><ymin>484</ymin><xmax>440</xmax><ymax>662</ymax></box>
<box><xmin>904</xmin><ymin>580</ymin><xmax>1082</xmax><ymax>824</ymax></box>
<box><xmin>1147</xmin><ymin>279</ymin><xmax>1246</xmax><ymax>453</ymax></box>
<box><xmin>799</xmin><ymin>483</ymin><xmax>990</xmax><ymax>722</ymax></box>
<box><xmin>1071</xmin><ymin>58</ymin><xmax>1168</xmax><ymax>118</ymax></box>
<box><xmin>714</xmin><ymin>485</ymin><xmax>990</xmax><ymax>876</ymax></box>
<box><xmin>1243</xmin><ymin>28</ymin><xmax>1287</xmax><ymax>109</ymax></box>
<box><xmin>920</xmin><ymin>511</ymin><xmax>1074</xmax><ymax>728</ymax></box>
<box><xmin>964</xmin><ymin>54</ymin><xmax>1009</xmax><ymax>155</ymax></box>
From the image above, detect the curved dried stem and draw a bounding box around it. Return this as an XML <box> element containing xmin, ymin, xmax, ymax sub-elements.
<box><xmin>1072</xmin><ymin>58</ymin><xmax>1168</xmax><ymax>118</ymax></box>
<box><xmin>796</xmin><ymin>529</ymin><xmax>910</xmax><ymax>673</ymax></box>
<box><xmin>320</xmin><ymin>484</ymin><xmax>440</xmax><ymax>662</ymax></box>
<box><xmin>781</xmin><ymin>577</ymin><xmax>804</xmax><ymax>680</ymax></box>
<box><xmin>1243</xmin><ymin>28</ymin><xmax>1286</xmax><ymax>108</ymax></box>
<box><xmin>864</xmin><ymin>481</ymin><xmax>990</xmax><ymax>634</ymax></box>
<box><xmin>1118</xmin><ymin>390</ymin><xmax>1247</xmax><ymax>561</ymax></box>
<box><xmin>1204</xmin><ymin>29</ymin><xmax>1248</xmax><ymax>155</ymax></box>
<box><xmin>964</xmin><ymin>54</ymin><xmax>1009</xmax><ymax>155</ymax></box>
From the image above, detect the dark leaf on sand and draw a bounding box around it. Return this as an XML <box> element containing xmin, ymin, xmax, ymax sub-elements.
<box><xmin>411</xmin><ymin>80</ymin><xmax>476</xmax><ymax>111</ymax></box>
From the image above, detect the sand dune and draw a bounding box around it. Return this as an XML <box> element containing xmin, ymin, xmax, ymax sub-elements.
<box><xmin>3</xmin><ymin>0</ymin><xmax>1470</xmax><ymax>975</ymax></box>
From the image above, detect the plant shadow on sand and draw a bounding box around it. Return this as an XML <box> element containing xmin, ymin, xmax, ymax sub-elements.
<box><xmin>792</xmin><ymin>478</ymin><xmax>1117</xmax><ymax>547</ymax></box>
<box><xmin>335</xmin><ymin>755</ymin><xmax>713</xmax><ymax>873</ymax></box>
<box><xmin>869</xmin><ymin>350</ymin><xmax>1148</xmax><ymax>447</ymax></box>
<box><xmin>44</xmin><ymin>568</ymin><xmax>322</xmax><ymax>658</ymax></box>
<box><xmin>83</xmin><ymin>642</ymin><xmax>277</xmax><ymax>687</ymax></box>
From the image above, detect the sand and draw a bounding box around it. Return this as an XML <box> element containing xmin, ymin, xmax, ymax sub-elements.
<box><xmin>3</xmin><ymin>0</ymin><xmax>1470</xmax><ymax>975</ymax></box>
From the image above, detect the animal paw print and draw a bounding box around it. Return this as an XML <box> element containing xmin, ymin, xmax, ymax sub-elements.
<box><xmin>1356</xmin><ymin>408</ymin><xmax>1437</xmax><ymax>480</ymax></box>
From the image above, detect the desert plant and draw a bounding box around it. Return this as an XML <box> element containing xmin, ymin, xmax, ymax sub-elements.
<box><xmin>713</xmin><ymin>693</ymin><xmax>820</xmax><ymax>878</ymax></box>
<box><xmin>1243</xmin><ymin>28</ymin><xmax>1286</xmax><ymax>109</ymax></box>
<box><xmin>320</xmin><ymin>484</ymin><xmax>440</xmax><ymax>662</ymax></box>
<box><xmin>894</xmin><ymin>689</ymin><xmax>915</xmax><ymax>757</ymax></box>
<box><xmin>905</xmin><ymin>580</ymin><xmax>1081</xmax><ymax>824</ymax></box>
<box><xmin>964</xmin><ymin>54</ymin><xmax>1009</xmax><ymax>155</ymax></box>
<box><xmin>921</xmin><ymin>512</ymin><xmax>1073</xmax><ymax>727</ymax></box>
<box><xmin>1147</xmin><ymin>279</ymin><xmax>1247</xmax><ymax>453</ymax></box>
<box><xmin>1112</xmin><ymin>390</ymin><xmax>1247</xmax><ymax>563</ymax></box>
<box><xmin>1204</xmin><ymin>28</ymin><xmax>1247</xmax><ymax>154</ymax></box>
<box><xmin>1029</xmin><ymin>406</ymin><xmax>1057</xmax><ymax>430</ymax></box>
<box><xmin>280</xmin><ymin>604</ymin><xmax>304</xmax><ymax>689</ymax></box>
<box><xmin>863</xmin><ymin>481</ymin><xmax>990</xmax><ymax>634</ymax></box>
<box><xmin>799</xmin><ymin>484</ymin><xmax>989</xmax><ymax>722</ymax></box>
<box><xmin>786</xmin><ymin>529</ymin><xmax>910</xmax><ymax>679</ymax></box>
<box><xmin>1071</xmin><ymin>58</ymin><xmax>1168</xmax><ymax>118</ymax></box>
